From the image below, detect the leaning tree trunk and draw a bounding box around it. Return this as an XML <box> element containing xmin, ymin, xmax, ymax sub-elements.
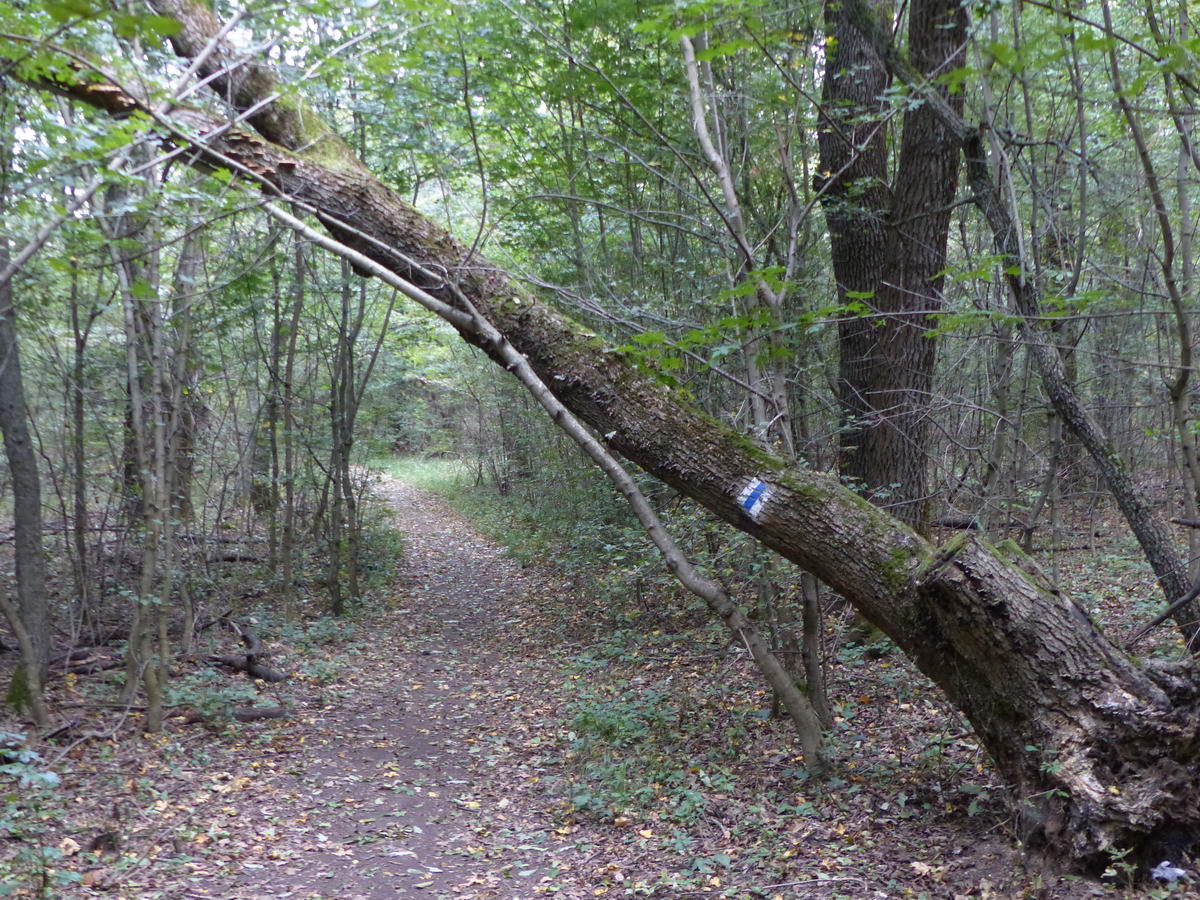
<box><xmin>40</xmin><ymin>7</ymin><xmax>1200</xmax><ymax>870</ymax></box>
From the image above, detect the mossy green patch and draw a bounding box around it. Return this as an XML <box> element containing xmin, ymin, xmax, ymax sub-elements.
<box><xmin>985</xmin><ymin>537</ymin><xmax>1051</xmax><ymax>592</ymax></box>
<box><xmin>272</xmin><ymin>92</ymin><xmax>362</xmax><ymax>172</ymax></box>
<box><xmin>726</xmin><ymin>430</ymin><xmax>788</xmax><ymax>474</ymax></box>
<box><xmin>5</xmin><ymin>665</ymin><xmax>31</xmax><ymax>715</ymax></box>
<box><xmin>992</xmin><ymin>538</ymin><xmax>1033</xmax><ymax>566</ymax></box>
<box><xmin>882</xmin><ymin>544</ymin><xmax>921</xmax><ymax>592</ymax></box>
<box><xmin>910</xmin><ymin>532</ymin><xmax>970</xmax><ymax>586</ymax></box>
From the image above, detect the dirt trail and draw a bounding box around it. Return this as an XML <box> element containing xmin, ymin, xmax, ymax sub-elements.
<box><xmin>25</xmin><ymin>474</ymin><xmax>1086</xmax><ymax>898</ymax></box>
<box><xmin>198</xmin><ymin>477</ymin><xmax>578</xmax><ymax>900</ymax></box>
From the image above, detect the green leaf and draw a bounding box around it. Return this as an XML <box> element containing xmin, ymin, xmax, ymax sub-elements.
<box><xmin>112</xmin><ymin>11</ymin><xmax>182</xmax><ymax>38</ymax></box>
<box><xmin>631</xmin><ymin>331</ymin><xmax>667</xmax><ymax>346</ymax></box>
<box><xmin>130</xmin><ymin>277</ymin><xmax>157</xmax><ymax>300</ymax></box>
<box><xmin>45</xmin><ymin>0</ymin><xmax>103</xmax><ymax>22</ymax></box>
<box><xmin>986</xmin><ymin>41</ymin><xmax>1020</xmax><ymax>70</ymax></box>
<box><xmin>937</xmin><ymin>65</ymin><xmax>974</xmax><ymax>94</ymax></box>
<box><xmin>142</xmin><ymin>14</ymin><xmax>183</xmax><ymax>36</ymax></box>
<box><xmin>1075</xmin><ymin>32</ymin><xmax>1115</xmax><ymax>53</ymax></box>
<box><xmin>696</xmin><ymin>39</ymin><xmax>753</xmax><ymax>61</ymax></box>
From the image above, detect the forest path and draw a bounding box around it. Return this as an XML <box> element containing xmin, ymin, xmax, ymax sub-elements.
<box><xmin>197</xmin><ymin>475</ymin><xmax>585</xmax><ymax>900</ymax></box>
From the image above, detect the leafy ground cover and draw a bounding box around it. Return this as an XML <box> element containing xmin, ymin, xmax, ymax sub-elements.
<box><xmin>1</xmin><ymin>465</ymin><xmax>1189</xmax><ymax>898</ymax></box>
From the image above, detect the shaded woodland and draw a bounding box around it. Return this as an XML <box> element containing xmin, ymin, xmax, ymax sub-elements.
<box><xmin>1</xmin><ymin>0</ymin><xmax>1200</xmax><ymax>891</ymax></box>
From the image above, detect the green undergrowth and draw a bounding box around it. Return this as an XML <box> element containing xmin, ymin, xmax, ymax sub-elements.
<box><xmin>0</xmin><ymin>490</ymin><xmax>409</xmax><ymax>896</ymax></box>
<box><xmin>375</xmin><ymin>453</ymin><xmax>1023</xmax><ymax>894</ymax></box>
<box><xmin>371</xmin><ymin>454</ymin><xmax>525</xmax><ymax>543</ymax></box>
<box><xmin>371</xmin><ymin>454</ymin><xmax>769</xmax><ymax>631</ymax></box>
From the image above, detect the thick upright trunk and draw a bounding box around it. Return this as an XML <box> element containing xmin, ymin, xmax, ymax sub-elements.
<box><xmin>817</xmin><ymin>0</ymin><xmax>891</xmax><ymax>496</ymax></box>
<box><xmin>45</xmin><ymin>9</ymin><xmax>1200</xmax><ymax>869</ymax></box>
<box><xmin>69</xmin><ymin>272</ymin><xmax>93</xmax><ymax>633</ymax></box>
<box><xmin>0</xmin><ymin>104</ymin><xmax>50</xmax><ymax>686</ymax></box>
<box><xmin>104</xmin><ymin>167</ymin><xmax>168</xmax><ymax>731</ymax></box>
<box><xmin>829</xmin><ymin>0</ymin><xmax>1199</xmax><ymax>632</ymax></box>
<box><xmin>0</xmin><ymin>239</ymin><xmax>50</xmax><ymax>726</ymax></box>
<box><xmin>169</xmin><ymin>223</ymin><xmax>203</xmax><ymax>652</ymax></box>
<box><xmin>279</xmin><ymin>241</ymin><xmax>305</xmax><ymax>618</ymax></box>
<box><xmin>818</xmin><ymin>0</ymin><xmax>964</xmax><ymax>530</ymax></box>
<box><xmin>867</xmin><ymin>0</ymin><xmax>965</xmax><ymax>529</ymax></box>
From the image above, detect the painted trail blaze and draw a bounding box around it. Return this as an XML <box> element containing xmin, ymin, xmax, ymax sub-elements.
<box><xmin>737</xmin><ymin>478</ymin><xmax>772</xmax><ymax>522</ymax></box>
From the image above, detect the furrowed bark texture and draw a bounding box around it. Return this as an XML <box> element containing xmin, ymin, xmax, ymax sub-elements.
<box><xmin>47</xmin><ymin>6</ymin><xmax>1200</xmax><ymax>868</ymax></box>
<box><xmin>831</xmin><ymin>0</ymin><xmax>1200</xmax><ymax>637</ymax></box>
<box><xmin>866</xmin><ymin>0</ymin><xmax>965</xmax><ymax>530</ymax></box>
<box><xmin>818</xmin><ymin>0</ymin><xmax>965</xmax><ymax>530</ymax></box>
<box><xmin>0</xmin><ymin>245</ymin><xmax>50</xmax><ymax>678</ymax></box>
<box><xmin>818</xmin><ymin>0</ymin><xmax>893</xmax><ymax>506</ymax></box>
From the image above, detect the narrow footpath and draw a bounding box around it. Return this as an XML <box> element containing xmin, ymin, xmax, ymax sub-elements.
<box><xmin>192</xmin><ymin>477</ymin><xmax>589</xmax><ymax>900</ymax></box>
<box><xmin>51</xmin><ymin>475</ymin><xmax>1052</xmax><ymax>898</ymax></box>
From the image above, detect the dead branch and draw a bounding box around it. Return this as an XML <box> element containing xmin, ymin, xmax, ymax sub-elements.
<box><xmin>179</xmin><ymin>705</ymin><xmax>287</xmax><ymax>725</ymax></box>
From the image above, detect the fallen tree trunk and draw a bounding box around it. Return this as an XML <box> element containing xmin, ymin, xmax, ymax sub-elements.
<box><xmin>27</xmin><ymin>11</ymin><xmax>1200</xmax><ymax>872</ymax></box>
<box><xmin>206</xmin><ymin>653</ymin><xmax>287</xmax><ymax>683</ymax></box>
<box><xmin>180</xmin><ymin>706</ymin><xmax>287</xmax><ymax>726</ymax></box>
<box><xmin>206</xmin><ymin>620</ymin><xmax>287</xmax><ymax>683</ymax></box>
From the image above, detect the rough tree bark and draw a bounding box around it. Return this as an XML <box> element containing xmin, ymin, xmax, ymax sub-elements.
<box><xmin>0</xmin><ymin>250</ymin><xmax>49</xmax><ymax>675</ymax></box>
<box><xmin>0</xmin><ymin>247</ymin><xmax>50</xmax><ymax>728</ymax></box>
<box><xmin>833</xmin><ymin>0</ymin><xmax>1200</xmax><ymax>637</ymax></box>
<box><xmin>0</xmin><ymin>99</ymin><xmax>50</xmax><ymax>724</ymax></box>
<box><xmin>30</xmin><ymin>4</ymin><xmax>1200</xmax><ymax>871</ymax></box>
<box><xmin>818</xmin><ymin>0</ymin><xmax>965</xmax><ymax>531</ymax></box>
<box><xmin>817</xmin><ymin>0</ymin><xmax>893</xmax><ymax>506</ymax></box>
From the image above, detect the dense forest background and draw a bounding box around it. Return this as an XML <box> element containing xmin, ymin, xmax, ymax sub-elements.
<box><xmin>1</xmin><ymin>0</ymin><xmax>1199</xmax><ymax>892</ymax></box>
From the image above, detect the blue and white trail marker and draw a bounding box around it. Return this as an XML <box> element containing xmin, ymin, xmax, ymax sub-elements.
<box><xmin>737</xmin><ymin>477</ymin><xmax>773</xmax><ymax>522</ymax></box>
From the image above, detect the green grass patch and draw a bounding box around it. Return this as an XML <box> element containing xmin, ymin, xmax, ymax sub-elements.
<box><xmin>370</xmin><ymin>454</ymin><xmax>473</xmax><ymax>494</ymax></box>
<box><xmin>370</xmin><ymin>455</ymin><xmax>566</xmax><ymax>565</ymax></box>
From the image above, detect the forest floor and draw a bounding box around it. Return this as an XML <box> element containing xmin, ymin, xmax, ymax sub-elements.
<box><xmin>2</xmin><ymin>474</ymin><xmax>1189</xmax><ymax>899</ymax></box>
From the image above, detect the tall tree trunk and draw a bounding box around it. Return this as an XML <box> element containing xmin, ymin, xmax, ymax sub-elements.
<box><xmin>104</xmin><ymin>168</ymin><xmax>167</xmax><ymax>732</ymax></box>
<box><xmin>866</xmin><ymin>0</ymin><xmax>965</xmax><ymax>530</ymax></box>
<box><xmin>0</xmin><ymin>97</ymin><xmax>50</xmax><ymax>720</ymax></box>
<box><xmin>818</xmin><ymin>0</ymin><xmax>892</xmax><ymax>503</ymax></box>
<box><xmin>819</xmin><ymin>0</ymin><xmax>964</xmax><ymax>531</ymax></box>
<box><xmin>170</xmin><ymin>220</ymin><xmax>203</xmax><ymax>653</ymax></box>
<box><xmin>280</xmin><ymin>240</ymin><xmax>305</xmax><ymax>618</ymax></box>
<box><xmin>266</xmin><ymin>260</ymin><xmax>282</xmax><ymax>573</ymax></box>
<box><xmin>826</xmin><ymin>0</ymin><xmax>1199</xmax><ymax>631</ymax></box>
<box><xmin>0</xmin><ymin>238</ymin><xmax>50</xmax><ymax>726</ymax></box>
<box><xmin>69</xmin><ymin>266</ymin><xmax>94</xmax><ymax>637</ymax></box>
